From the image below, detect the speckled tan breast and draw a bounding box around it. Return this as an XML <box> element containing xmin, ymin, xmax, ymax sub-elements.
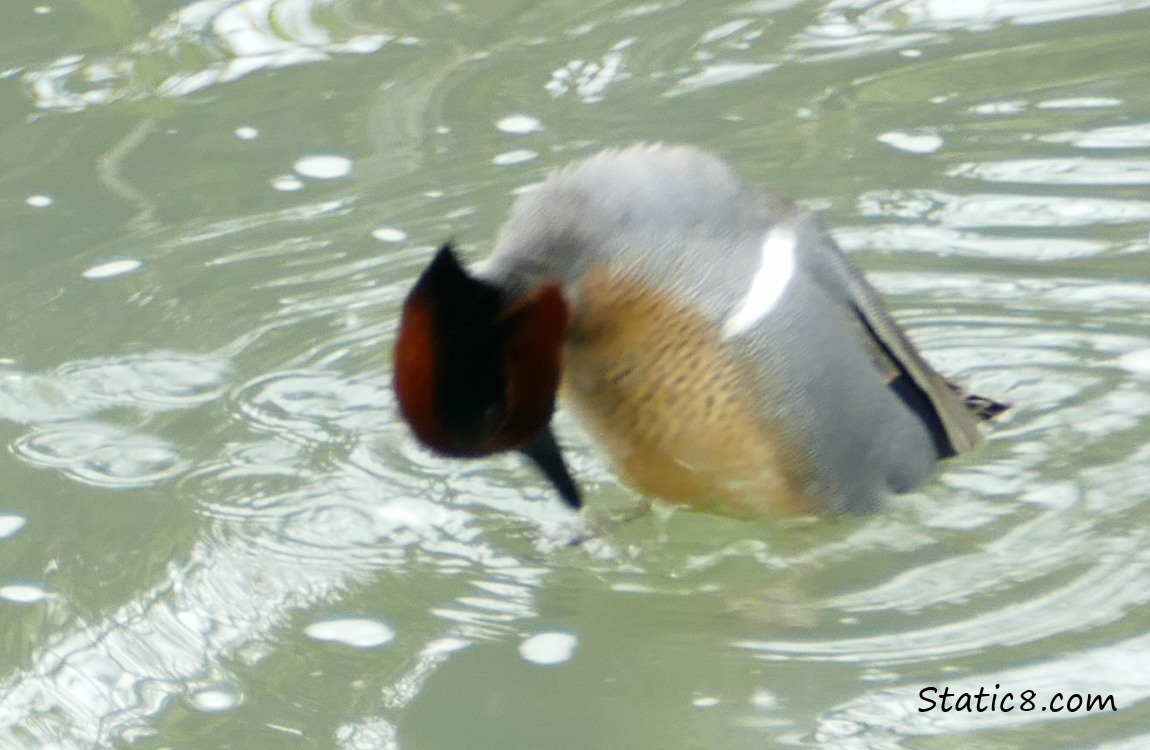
<box><xmin>560</xmin><ymin>264</ymin><xmax>815</xmax><ymax>516</ymax></box>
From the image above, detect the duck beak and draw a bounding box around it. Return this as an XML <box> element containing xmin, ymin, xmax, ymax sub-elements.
<box><xmin>519</xmin><ymin>426</ymin><xmax>582</xmax><ymax>509</ymax></box>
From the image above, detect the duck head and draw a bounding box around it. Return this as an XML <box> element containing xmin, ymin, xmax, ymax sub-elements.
<box><xmin>393</xmin><ymin>244</ymin><xmax>582</xmax><ymax>508</ymax></box>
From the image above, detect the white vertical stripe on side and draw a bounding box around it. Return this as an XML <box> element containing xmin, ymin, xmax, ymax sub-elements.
<box><xmin>722</xmin><ymin>225</ymin><xmax>797</xmax><ymax>339</ymax></box>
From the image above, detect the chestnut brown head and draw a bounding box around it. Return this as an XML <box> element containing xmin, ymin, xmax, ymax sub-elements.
<box><xmin>393</xmin><ymin>244</ymin><xmax>581</xmax><ymax>507</ymax></box>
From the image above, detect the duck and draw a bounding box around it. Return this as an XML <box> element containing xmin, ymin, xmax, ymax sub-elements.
<box><xmin>393</xmin><ymin>144</ymin><xmax>1005</xmax><ymax>517</ymax></box>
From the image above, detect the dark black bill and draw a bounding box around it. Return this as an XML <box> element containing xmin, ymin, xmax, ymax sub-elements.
<box><xmin>519</xmin><ymin>426</ymin><xmax>582</xmax><ymax>509</ymax></box>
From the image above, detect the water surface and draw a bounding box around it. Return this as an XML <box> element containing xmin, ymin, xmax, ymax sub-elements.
<box><xmin>2</xmin><ymin>1</ymin><xmax>1150</xmax><ymax>748</ymax></box>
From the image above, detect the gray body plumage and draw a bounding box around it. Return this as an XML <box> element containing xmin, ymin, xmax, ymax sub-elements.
<box><xmin>480</xmin><ymin>144</ymin><xmax>980</xmax><ymax>514</ymax></box>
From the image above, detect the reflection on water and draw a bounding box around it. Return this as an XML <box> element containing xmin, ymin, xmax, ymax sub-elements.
<box><xmin>24</xmin><ymin>0</ymin><xmax>391</xmax><ymax>111</ymax></box>
<box><xmin>1045</xmin><ymin>122</ymin><xmax>1150</xmax><ymax>149</ymax></box>
<box><xmin>3</xmin><ymin>0</ymin><xmax>1150</xmax><ymax>748</ymax></box>
<box><xmin>948</xmin><ymin>158</ymin><xmax>1150</xmax><ymax>186</ymax></box>
<box><xmin>546</xmin><ymin>45</ymin><xmax>630</xmax><ymax>103</ymax></box>
<box><xmin>0</xmin><ymin>364</ymin><xmax>547</xmax><ymax>746</ymax></box>
<box><xmin>819</xmin><ymin>634</ymin><xmax>1150</xmax><ymax>746</ymax></box>
<box><xmin>803</xmin><ymin>0</ymin><xmax>1150</xmax><ymax>45</ymax></box>
<box><xmin>859</xmin><ymin>190</ymin><xmax>1150</xmax><ymax>228</ymax></box>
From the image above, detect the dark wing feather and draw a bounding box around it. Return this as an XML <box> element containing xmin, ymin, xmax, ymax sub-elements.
<box><xmin>797</xmin><ymin>219</ymin><xmax>984</xmax><ymax>457</ymax></box>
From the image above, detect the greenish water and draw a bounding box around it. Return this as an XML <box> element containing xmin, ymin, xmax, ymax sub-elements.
<box><xmin>2</xmin><ymin>1</ymin><xmax>1150</xmax><ymax>748</ymax></box>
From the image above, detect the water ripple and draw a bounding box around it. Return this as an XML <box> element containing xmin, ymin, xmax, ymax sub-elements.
<box><xmin>949</xmin><ymin>157</ymin><xmax>1150</xmax><ymax>186</ymax></box>
<box><xmin>0</xmin><ymin>434</ymin><xmax>547</xmax><ymax>748</ymax></box>
<box><xmin>836</xmin><ymin>224</ymin><xmax>1108</xmax><ymax>260</ymax></box>
<box><xmin>1044</xmin><ymin>121</ymin><xmax>1150</xmax><ymax>149</ymax></box>
<box><xmin>795</xmin><ymin>0</ymin><xmax>1150</xmax><ymax>61</ymax></box>
<box><xmin>13</xmin><ymin>423</ymin><xmax>187</xmax><ymax>488</ymax></box>
<box><xmin>0</xmin><ymin>352</ymin><xmax>229</xmax><ymax>424</ymax></box>
<box><xmin>233</xmin><ymin>370</ymin><xmax>392</xmax><ymax>443</ymax></box>
<box><xmin>858</xmin><ymin>189</ymin><xmax>1150</xmax><ymax>228</ymax></box>
<box><xmin>23</xmin><ymin>0</ymin><xmax>392</xmax><ymax>111</ymax></box>
<box><xmin>815</xmin><ymin>629</ymin><xmax>1150</xmax><ymax>747</ymax></box>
